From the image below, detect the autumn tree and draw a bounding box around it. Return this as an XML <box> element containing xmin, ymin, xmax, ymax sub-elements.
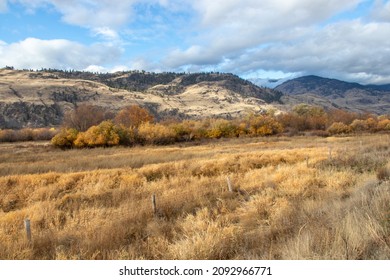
<box><xmin>51</xmin><ymin>128</ymin><xmax>79</xmax><ymax>148</ymax></box>
<box><xmin>114</xmin><ymin>105</ymin><xmax>154</xmax><ymax>128</ymax></box>
<box><xmin>246</xmin><ymin>114</ymin><xmax>283</xmax><ymax>136</ymax></box>
<box><xmin>63</xmin><ymin>104</ymin><xmax>110</xmax><ymax>132</ymax></box>
<box><xmin>292</xmin><ymin>104</ymin><xmax>328</xmax><ymax>130</ymax></box>
<box><xmin>327</xmin><ymin>109</ymin><xmax>358</xmax><ymax>125</ymax></box>
<box><xmin>74</xmin><ymin>121</ymin><xmax>121</xmax><ymax>148</ymax></box>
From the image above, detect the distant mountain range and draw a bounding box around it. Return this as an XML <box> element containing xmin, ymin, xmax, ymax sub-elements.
<box><xmin>275</xmin><ymin>75</ymin><xmax>390</xmax><ymax>115</ymax></box>
<box><xmin>1</xmin><ymin>69</ymin><xmax>389</xmax><ymax>129</ymax></box>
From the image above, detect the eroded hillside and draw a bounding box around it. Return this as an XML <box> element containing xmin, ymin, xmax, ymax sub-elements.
<box><xmin>0</xmin><ymin>69</ymin><xmax>282</xmax><ymax>128</ymax></box>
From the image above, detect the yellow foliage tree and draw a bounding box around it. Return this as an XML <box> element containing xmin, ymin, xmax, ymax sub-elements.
<box><xmin>74</xmin><ymin>121</ymin><xmax>120</xmax><ymax>148</ymax></box>
<box><xmin>51</xmin><ymin>128</ymin><xmax>79</xmax><ymax>148</ymax></box>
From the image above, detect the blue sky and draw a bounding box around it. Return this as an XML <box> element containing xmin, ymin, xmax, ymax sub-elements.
<box><xmin>1</xmin><ymin>0</ymin><xmax>390</xmax><ymax>86</ymax></box>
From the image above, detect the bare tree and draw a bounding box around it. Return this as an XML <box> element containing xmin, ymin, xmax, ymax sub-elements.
<box><xmin>63</xmin><ymin>104</ymin><xmax>110</xmax><ymax>131</ymax></box>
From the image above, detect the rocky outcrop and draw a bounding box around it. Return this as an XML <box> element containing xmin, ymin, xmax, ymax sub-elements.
<box><xmin>0</xmin><ymin>102</ymin><xmax>63</xmax><ymax>129</ymax></box>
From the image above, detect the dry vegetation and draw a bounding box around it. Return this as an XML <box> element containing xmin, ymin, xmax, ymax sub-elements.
<box><xmin>0</xmin><ymin>134</ymin><xmax>389</xmax><ymax>260</ymax></box>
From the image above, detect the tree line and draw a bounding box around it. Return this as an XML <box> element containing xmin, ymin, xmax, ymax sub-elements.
<box><xmin>50</xmin><ymin>103</ymin><xmax>390</xmax><ymax>149</ymax></box>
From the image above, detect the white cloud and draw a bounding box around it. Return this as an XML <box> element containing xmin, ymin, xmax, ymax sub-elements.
<box><xmin>0</xmin><ymin>38</ymin><xmax>122</xmax><ymax>70</ymax></box>
<box><xmin>83</xmin><ymin>65</ymin><xmax>108</xmax><ymax>73</ymax></box>
<box><xmin>8</xmin><ymin>0</ymin><xmax>138</xmax><ymax>29</ymax></box>
<box><xmin>192</xmin><ymin>0</ymin><xmax>358</xmax><ymax>27</ymax></box>
<box><xmin>155</xmin><ymin>0</ymin><xmax>390</xmax><ymax>84</ymax></box>
<box><xmin>219</xmin><ymin>20</ymin><xmax>390</xmax><ymax>84</ymax></box>
<box><xmin>3</xmin><ymin>0</ymin><xmax>390</xmax><ymax>85</ymax></box>
<box><xmin>92</xmin><ymin>27</ymin><xmax>120</xmax><ymax>41</ymax></box>
<box><xmin>165</xmin><ymin>0</ymin><xmax>363</xmax><ymax>67</ymax></box>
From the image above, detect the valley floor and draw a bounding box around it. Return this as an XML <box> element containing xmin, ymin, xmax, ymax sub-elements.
<box><xmin>0</xmin><ymin>135</ymin><xmax>389</xmax><ymax>259</ymax></box>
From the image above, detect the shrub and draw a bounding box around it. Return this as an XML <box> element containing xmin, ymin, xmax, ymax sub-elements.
<box><xmin>74</xmin><ymin>121</ymin><xmax>121</xmax><ymax>148</ymax></box>
<box><xmin>114</xmin><ymin>105</ymin><xmax>154</xmax><ymax>128</ymax></box>
<box><xmin>350</xmin><ymin>119</ymin><xmax>369</xmax><ymax>132</ymax></box>
<box><xmin>328</xmin><ymin>109</ymin><xmax>358</xmax><ymax>125</ymax></box>
<box><xmin>51</xmin><ymin>128</ymin><xmax>79</xmax><ymax>148</ymax></box>
<box><xmin>138</xmin><ymin>122</ymin><xmax>176</xmax><ymax>145</ymax></box>
<box><xmin>377</xmin><ymin>119</ymin><xmax>390</xmax><ymax>131</ymax></box>
<box><xmin>31</xmin><ymin>128</ymin><xmax>57</xmax><ymax>141</ymax></box>
<box><xmin>327</xmin><ymin>122</ymin><xmax>352</xmax><ymax>135</ymax></box>
<box><xmin>169</xmin><ymin>122</ymin><xmax>194</xmax><ymax>141</ymax></box>
<box><xmin>0</xmin><ymin>129</ymin><xmax>17</xmax><ymax>142</ymax></box>
<box><xmin>248</xmin><ymin>115</ymin><xmax>283</xmax><ymax>136</ymax></box>
<box><xmin>365</xmin><ymin>118</ymin><xmax>378</xmax><ymax>132</ymax></box>
<box><xmin>207</xmin><ymin>119</ymin><xmax>239</xmax><ymax>139</ymax></box>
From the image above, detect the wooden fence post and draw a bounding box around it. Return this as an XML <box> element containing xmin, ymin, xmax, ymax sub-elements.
<box><xmin>227</xmin><ymin>176</ymin><xmax>233</xmax><ymax>192</ymax></box>
<box><xmin>151</xmin><ymin>194</ymin><xmax>157</xmax><ymax>216</ymax></box>
<box><xmin>24</xmin><ymin>219</ymin><xmax>31</xmax><ymax>243</ymax></box>
<box><xmin>305</xmin><ymin>156</ymin><xmax>309</xmax><ymax>168</ymax></box>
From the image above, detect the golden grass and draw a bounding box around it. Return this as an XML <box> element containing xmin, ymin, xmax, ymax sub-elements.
<box><xmin>0</xmin><ymin>134</ymin><xmax>389</xmax><ymax>259</ymax></box>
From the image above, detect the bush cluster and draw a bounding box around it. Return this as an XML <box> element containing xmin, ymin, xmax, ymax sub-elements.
<box><xmin>0</xmin><ymin>128</ymin><xmax>57</xmax><ymax>142</ymax></box>
<box><xmin>51</xmin><ymin>106</ymin><xmax>286</xmax><ymax>148</ymax></box>
<box><xmin>2</xmin><ymin>104</ymin><xmax>389</xmax><ymax>147</ymax></box>
<box><xmin>50</xmin><ymin>104</ymin><xmax>390</xmax><ymax>149</ymax></box>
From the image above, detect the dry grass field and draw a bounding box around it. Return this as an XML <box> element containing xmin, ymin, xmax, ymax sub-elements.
<box><xmin>0</xmin><ymin>134</ymin><xmax>389</xmax><ymax>260</ymax></box>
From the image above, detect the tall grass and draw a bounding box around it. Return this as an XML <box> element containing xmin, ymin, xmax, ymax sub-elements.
<box><xmin>0</xmin><ymin>134</ymin><xmax>389</xmax><ymax>259</ymax></box>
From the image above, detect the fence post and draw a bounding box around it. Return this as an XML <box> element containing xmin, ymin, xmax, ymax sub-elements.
<box><xmin>151</xmin><ymin>194</ymin><xmax>157</xmax><ymax>216</ymax></box>
<box><xmin>227</xmin><ymin>176</ymin><xmax>233</xmax><ymax>192</ymax></box>
<box><xmin>305</xmin><ymin>156</ymin><xmax>309</xmax><ymax>168</ymax></box>
<box><xmin>24</xmin><ymin>219</ymin><xmax>32</xmax><ymax>243</ymax></box>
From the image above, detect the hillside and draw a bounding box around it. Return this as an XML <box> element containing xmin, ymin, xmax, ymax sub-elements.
<box><xmin>275</xmin><ymin>75</ymin><xmax>390</xmax><ymax>114</ymax></box>
<box><xmin>0</xmin><ymin>69</ymin><xmax>282</xmax><ymax>129</ymax></box>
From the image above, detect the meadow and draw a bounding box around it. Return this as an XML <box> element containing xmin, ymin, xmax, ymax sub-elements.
<box><xmin>0</xmin><ymin>134</ymin><xmax>389</xmax><ymax>259</ymax></box>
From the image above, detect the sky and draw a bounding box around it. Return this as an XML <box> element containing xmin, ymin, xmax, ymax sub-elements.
<box><xmin>0</xmin><ymin>0</ymin><xmax>390</xmax><ymax>86</ymax></box>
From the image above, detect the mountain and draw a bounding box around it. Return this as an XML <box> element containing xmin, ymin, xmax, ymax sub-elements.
<box><xmin>275</xmin><ymin>75</ymin><xmax>390</xmax><ymax>114</ymax></box>
<box><xmin>0</xmin><ymin>69</ymin><xmax>282</xmax><ymax>129</ymax></box>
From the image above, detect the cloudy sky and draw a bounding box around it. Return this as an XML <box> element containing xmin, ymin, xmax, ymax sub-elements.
<box><xmin>0</xmin><ymin>0</ymin><xmax>390</xmax><ymax>86</ymax></box>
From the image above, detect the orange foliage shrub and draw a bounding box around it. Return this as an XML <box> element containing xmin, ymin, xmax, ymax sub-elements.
<box><xmin>137</xmin><ymin>122</ymin><xmax>176</xmax><ymax>145</ymax></box>
<box><xmin>114</xmin><ymin>105</ymin><xmax>154</xmax><ymax>128</ymax></box>
<box><xmin>377</xmin><ymin>119</ymin><xmax>390</xmax><ymax>131</ymax></box>
<box><xmin>327</xmin><ymin>122</ymin><xmax>352</xmax><ymax>135</ymax></box>
<box><xmin>328</xmin><ymin>109</ymin><xmax>358</xmax><ymax>125</ymax></box>
<box><xmin>207</xmin><ymin>119</ymin><xmax>239</xmax><ymax>139</ymax></box>
<box><xmin>248</xmin><ymin>115</ymin><xmax>283</xmax><ymax>136</ymax></box>
<box><xmin>350</xmin><ymin>119</ymin><xmax>369</xmax><ymax>132</ymax></box>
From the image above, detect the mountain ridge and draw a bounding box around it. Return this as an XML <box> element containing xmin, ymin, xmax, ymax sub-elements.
<box><xmin>275</xmin><ymin>75</ymin><xmax>390</xmax><ymax>114</ymax></box>
<box><xmin>0</xmin><ymin>69</ymin><xmax>282</xmax><ymax>129</ymax></box>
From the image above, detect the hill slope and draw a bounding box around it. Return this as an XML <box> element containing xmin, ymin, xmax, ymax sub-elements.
<box><xmin>0</xmin><ymin>69</ymin><xmax>282</xmax><ymax>129</ymax></box>
<box><xmin>275</xmin><ymin>75</ymin><xmax>390</xmax><ymax>114</ymax></box>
